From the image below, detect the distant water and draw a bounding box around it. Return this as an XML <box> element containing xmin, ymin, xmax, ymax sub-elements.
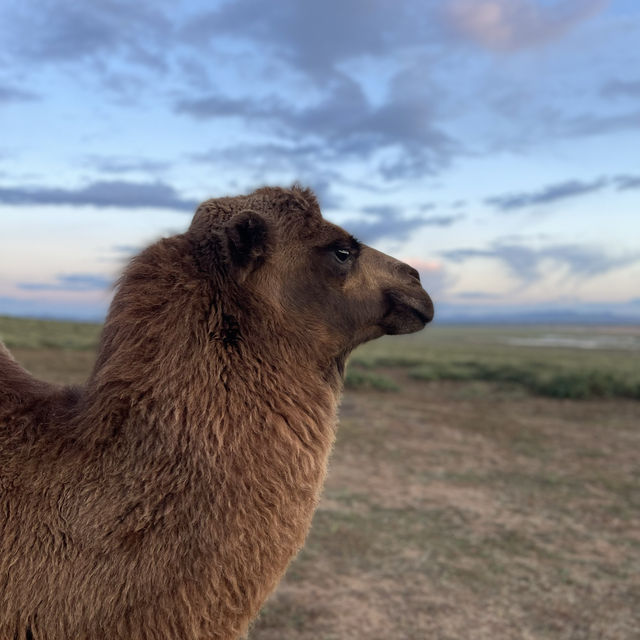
<box><xmin>505</xmin><ymin>334</ymin><xmax>640</xmax><ymax>351</ymax></box>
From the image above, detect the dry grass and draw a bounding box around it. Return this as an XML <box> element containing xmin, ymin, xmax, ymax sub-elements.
<box><xmin>252</xmin><ymin>377</ymin><xmax>639</xmax><ymax>640</ymax></box>
<box><xmin>2</xmin><ymin>319</ymin><xmax>639</xmax><ymax>639</ymax></box>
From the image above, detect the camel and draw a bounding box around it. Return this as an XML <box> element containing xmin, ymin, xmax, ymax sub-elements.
<box><xmin>0</xmin><ymin>185</ymin><xmax>433</xmax><ymax>640</ymax></box>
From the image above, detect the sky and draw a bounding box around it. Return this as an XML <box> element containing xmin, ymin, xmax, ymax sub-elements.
<box><xmin>1</xmin><ymin>0</ymin><xmax>639</xmax><ymax>322</ymax></box>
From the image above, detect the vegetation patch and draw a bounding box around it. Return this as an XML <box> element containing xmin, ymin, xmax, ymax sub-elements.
<box><xmin>408</xmin><ymin>361</ymin><xmax>640</xmax><ymax>399</ymax></box>
<box><xmin>345</xmin><ymin>325</ymin><xmax>640</xmax><ymax>401</ymax></box>
<box><xmin>0</xmin><ymin>315</ymin><xmax>101</xmax><ymax>350</ymax></box>
<box><xmin>344</xmin><ymin>368</ymin><xmax>400</xmax><ymax>392</ymax></box>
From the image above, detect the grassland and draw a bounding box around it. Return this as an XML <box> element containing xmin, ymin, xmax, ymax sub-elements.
<box><xmin>1</xmin><ymin>316</ymin><xmax>639</xmax><ymax>638</ymax></box>
<box><xmin>347</xmin><ymin>324</ymin><xmax>640</xmax><ymax>400</ymax></box>
<box><xmin>3</xmin><ymin>316</ymin><xmax>639</xmax><ymax>398</ymax></box>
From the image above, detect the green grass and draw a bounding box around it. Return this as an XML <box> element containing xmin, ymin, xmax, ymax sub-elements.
<box><xmin>348</xmin><ymin>324</ymin><xmax>640</xmax><ymax>400</ymax></box>
<box><xmin>0</xmin><ymin>315</ymin><xmax>101</xmax><ymax>350</ymax></box>
<box><xmin>408</xmin><ymin>360</ymin><xmax>640</xmax><ymax>399</ymax></box>
<box><xmin>344</xmin><ymin>368</ymin><xmax>400</xmax><ymax>392</ymax></box>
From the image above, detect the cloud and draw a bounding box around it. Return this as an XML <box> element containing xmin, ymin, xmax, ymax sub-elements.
<box><xmin>18</xmin><ymin>274</ymin><xmax>112</xmax><ymax>292</ymax></box>
<box><xmin>175</xmin><ymin>3</ymin><xmax>462</xmax><ymax>181</ymax></box>
<box><xmin>84</xmin><ymin>155</ymin><xmax>172</xmax><ymax>174</ymax></box>
<box><xmin>442</xmin><ymin>242</ymin><xmax>639</xmax><ymax>282</ymax></box>
<box><xmin>304</xmin><ymin>178</ymin><xmax>343</xmax><ymax>211</ymax></box>
<box><xmin>485</xmin><ymin>178</ymin><xmax>607</xmax><ymax>211</ymax></box>
<box><xmin>601</xmin><ymin>79</ymin><xmax>640</xmax><ymax>99</ymax></box>
<box><xmin>340</xmin><ymin>206</ymin><xmax>461</xmax><ymax>244</ymax></box>
<box><xmin>174</xmin><ymin>95</ymin><xmax>266</xmax><ymax>121</ymax></box>
<box><xmin>192</xmin><ymin>141</ymin><xmax>335</xmax><ymax>186</ymax></box>
<box><xmin>177</xmin><ymin>73</ymin><xmax>457</xmax><ymax>181</ymax></box>
<box><xmin>484</xmin><ymin>173</ymin><xmax>640</xmax><ymax>212</ymax></box>
<box><xmin>2</xmin><ymin>1</ymin><xmax>171</xmax><ymax>69</ymax></box>
<box><xmin>339</xmin><ymin>216</ymin><xmax>425</xmax><ymax>245</ymax></box>
<box><xmin>192</xmin><ymin>142</ymin><xmax>344</xmax><ymax>209</ymax></box>
<box><xmin>0</xmin><ymin>180</ymin><xmax>198</xmax><ymax>211</ymax></box>
<box><xmin>361</xmin><ymin>205</ymin><xmax>402</xmax><ymax>218</ymax></box>
<box><xmin>422</xmin><ymin>215</ymin><xmax>462</xmax><ymax>227</ymax></box>
<box><xmin>614</xmin><ymin>174</ymin><xmax>640</xmax><ymax>191</ymax></box>
<box><xmin>443</xmin><ymin>245</ymin><xmax>540</xmax><ymax>281</ymax></box>
<box><xmin>0</xmin><ymin>0</ymin><xmax>633</xmax><ymax>195</ymax></box>
<box><xmin>170</xmin><ymin>0</ymin><xmax>627</xmax><ymax>183</ymax></box>
<box><xmin>455</xmin><ymin>291</ymin><xmax>501</xmax><ymax>300</ymax></box>
<box><xmin>13</xmin><ymin>0</ymin><xmax>612</xmax><ymax>185</ymax></box>
<box><xmin>560</xmin><ymin>110</ymin><xmax>640</xmax><ymax>138</ymax></box>
<box><xmin>538</xmin><ymin>244</ymin><xmax>636</xmax><ymax>278</ymax></box>
<box><xmin>290</xmin><ymin>74</ymin><xmax>454</xmax><ymax>170</ymax></box>
<box><xmin>445</xmin><ymin>0</ymin><xmax>608</xmax><ymax>51</ymax></box>
<box><xmin>181</xmin><ymin>0</ymin><xmax>434</xmax><ymax>80</ymax></box>
<box><xmin>0</xmin><ymin>84</ymin><xmax>38</xmax><ymax>103</ymax></box>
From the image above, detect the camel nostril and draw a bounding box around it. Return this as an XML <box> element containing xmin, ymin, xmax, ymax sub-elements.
<box><xmin>391</xmin><ymin>259</ymin><xmax>422</xmax><ymax>283</ymax></box>
<box><xmin>405</xmin><ymin>265</ymin><xmax>421</xmax><ymax>282</ymax></box>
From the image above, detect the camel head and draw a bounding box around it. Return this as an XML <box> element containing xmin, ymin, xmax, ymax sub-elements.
<box><xmin>188</xmin><ymin>185</ymin><xmax>433</xmax><ymax>364</ymax></box>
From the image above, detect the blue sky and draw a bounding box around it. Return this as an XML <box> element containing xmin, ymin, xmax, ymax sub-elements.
<box><xmin>1</xmin><ymin>0</ymin><xmax>639</xmax><ymax>321</ymax></box>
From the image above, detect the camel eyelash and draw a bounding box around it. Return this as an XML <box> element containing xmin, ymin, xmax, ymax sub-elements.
<box><xmin>325</xmin><ymin>236</ymin><xmax>361</xmax><ymax>256</ymax></box>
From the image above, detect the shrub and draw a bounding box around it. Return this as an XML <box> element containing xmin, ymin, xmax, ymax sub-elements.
<box><xmin>344</xmin><ymin>368</ymin><xmax>400</xmax><ymax>392</ymax></box>
<box><xmin>409</xmin><ymin>360</ymin><xmax>640</xmax><ymax>400</ymax></box>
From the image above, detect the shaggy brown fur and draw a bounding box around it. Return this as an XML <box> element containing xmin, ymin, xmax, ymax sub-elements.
<box><xmin>0</xmin><ymin>186</ymin><xmax>433</xmax><ymax>640</ymax></box>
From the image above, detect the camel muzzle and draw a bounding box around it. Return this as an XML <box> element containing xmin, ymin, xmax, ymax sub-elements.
<box><xmin>380</xmin><ymin>288</ymin><xmax>434</xmax><ymax>335</ymax></box>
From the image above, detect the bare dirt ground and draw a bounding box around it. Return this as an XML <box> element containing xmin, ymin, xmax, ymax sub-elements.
<box><xmin>7</xmin><ymin>348</ymin><xmax>640</xmax><ymax>639</ymax></box>
<box><xmin>251</xmin><ymin>375</ymin><xmax>640</xmax><ymax>640</ymax></box>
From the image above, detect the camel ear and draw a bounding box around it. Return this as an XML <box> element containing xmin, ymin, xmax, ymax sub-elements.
<box><xmin>223</xmin><ymin>210</ymin><xmax>271</xmax><ymax>278</ymax></box>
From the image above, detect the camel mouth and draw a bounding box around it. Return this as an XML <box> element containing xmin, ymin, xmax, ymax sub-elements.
<box><xmin>380</xmin><ymin>290</ymin><xmax>434</xmax><ymax>335</ymax></box>
<box><xmin>409</xmin><ymin>303</ymin><xmax>433</xmax><ymax>325</ymax></box>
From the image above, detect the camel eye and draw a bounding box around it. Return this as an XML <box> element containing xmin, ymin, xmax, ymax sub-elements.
<box><xmin>334</xmin><ymin>248</ymin><xmax>351</xmax><ymax>263</ymax></box>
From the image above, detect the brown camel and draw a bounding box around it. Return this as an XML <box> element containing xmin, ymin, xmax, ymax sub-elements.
<box><xmin>0</xmin><ymin>185</ymin><xmax>433</xmax><ymax>640</ymax></box>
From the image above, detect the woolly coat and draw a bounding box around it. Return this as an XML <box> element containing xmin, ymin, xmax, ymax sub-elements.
<box><xmin>0</xmin><ymin>185</ymin><xmax>432</xmax><ymax>640</ymax></box>
<box><xmin>0</xmin><ymin>213</ymin><xmax>337</xmax><ymax>639</ymax></box>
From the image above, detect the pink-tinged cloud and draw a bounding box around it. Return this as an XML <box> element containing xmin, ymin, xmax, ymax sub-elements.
<box><xmin>445</xmin><ymin>0</ymin><xmax>609</xmax><ymax>51</ymax></box>
<box><xmin>403</xmin><ymin>258</ymin><xmax>453</xmax><ymax>302</ymax></box>
<box><xmin>404</xmin><ymin>258</ymin><xmax>444</xmax><ymax>272</ymax></box>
